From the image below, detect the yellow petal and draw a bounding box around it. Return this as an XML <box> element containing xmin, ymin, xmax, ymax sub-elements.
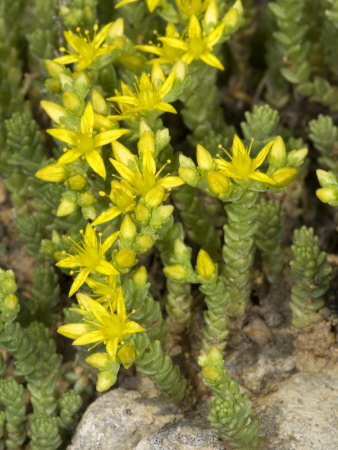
<box><xmin>188</xmin><ymin>16</ymin><xmax>202</xmax><ymax>39</ymax></box>
<box><xmin>116</xmin><ymin>290</ymin><xmax>126</xmax><ymax>317</ymax></box>
<box><xmin>142</xmin><ymin>150</ymin><xmax>156</xmax><ymax>176</ymax></box>
<box><xmin>158</xmin><ymin>37</ymin><xmax>188</xmax><ymax>51</ymax></box>
<box><xmin>115</xmin><ymin>0</ymin><xmax>137</xmax><ymax>8</ymax></box>
<box><xmin>95</xmin><ymin>260</ymin><xmax>119</xmax><ymax>276</ymax></box>
<box><xmin>207</xmin><ymin>23</ymin><xmax>225</xmax><ymax>47</ymax></box>
<box><xmin>154</xmin><ymin>102</ymin><xmax>177</xmax><ymax>114</ymax></box>
<box><xmin>92</xmin><ymin>207</ymin><xmax>122</xmax><ymax>226</ymax></box>
<box><xmin>200</xmin><ymin>53</ymin><xmax>224</xmax><ymax>70</ymax></box>
<box><xmin>84</xmin><ymin>224</ymin><xmax>98</xmax><ymax>248</ymax></box>
<box><xmin>94</xmin><ymin>129</ymin><xmax>128</xmax><ymax>147</ymax></box>
<box><xmin>41</xmin><ymin>101</ymin><xmax>67</xmax><ymax>124</ymax></box>
<box><xmin>158</xmin><ymin>72</ymin><xmax>176</xmax><ymax>98</ymax></box>
<box><xmin>86</xmin><ymin>297</ymin><xmax>111</xmax><ymax>322</ymax></box>
<box><xmin>81</xmin><ymin>103</ymin><xmax>94</xmax><ymax>136</ymax></box>
<box><xmin>232</xmin><ymin>135</ymin><xmax>246</xmax><ymax>160</ymax></box>
<box><xmin>93</xmin><ymin>22</ymin><xmax>112</xmax><ymax>48</ymax></box>
<box><xmin>53</xmin><ymin>55</ymin><xmax>79</xmax><ymax>65</ymax></box>
<box><xmin>159</xmin><ymin>176</ymin><xmax>184</xmax><ymax>189</ymax></box>
<box><xmin>248</xmin><ymin>171</ymin><xmax>276</xmax><ymax>185</ymax></box>
<box><xmin>106</xmin><ymin>336</ymin><xmax>119</xmax><ymax>360</ymax></box>
<box><xmin>35</xmin><ymin>164</ymin><xmax>67</xmax><ymax>182</ymax></box>
<box><xmin>56</xmin><ymin>255</ymin><xmax>81</xmax><ymax>268</ymax></box>
<box><xmin>101</xmin><ymin>230</ymin><xmax>120</xmax><ymax>253</ymax></box>
<box><xmin>58</xmin><ymin>323</ymin><xmax>90</xmax><ymax>339</ymax></box>
<box><xmin>145</xmin><ymin>0</ymin><xmax>160</xmax><ymax>12</ymax></box>
<box><xmin>271</xmin><ymin>167</ymin><xmax>298</xmax><ymax>187</ymax></box>
<box><xmin>253</xmin><ymin>141</ymin><xmax>273</xmax><ymax>170</ymax></box>
<box><xmin>69</xmin><ymin>268</ymin><xmax>91</xmax><ymax>296</ymax></box>
<box><xmin>73</xmin><ymin>330</ymin><xmax>103</xmax><ymax>346</ymax></box>
<box><xmin>112</xmin><ymin>141</ymin><xmax>137</xmax><ymax>167</ymax></box>
<box><xmin>48</xmin><ymin>128</ymin><xmax>77</xmax><ymax>145</ymax></box>
<box><xmin>122</xmin><ymin>321</ymin><xmax>144</xmax><ymax>335</ymax></box>
<box><xmin>58</xmin><ymin>149</ymin><xmax>82</xmax><ymax>165</ymax></box>
<box><xmin>110</xmin><ymin>159</ymin><xmax>135</xmax><ymax>184</ymax></box>
<box><xmin>86</xmin><ymin>150</ymin><xmax>106</xmax><ymax>179</ymax></box>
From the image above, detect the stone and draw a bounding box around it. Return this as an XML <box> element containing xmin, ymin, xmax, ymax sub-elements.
<box><xmin>68</xmin><ymin>388</ymin><xmax>180</xmax><ymax>450</ymax></box>
<box><xmin>257</xmin><ymin>372</ymin><xmax>338</xmax><ymax>449</ymax></box>
<box><xmin>243</xmin><ymin>317</ymin><xmax>272</xmax><ymax>345</ymax></box>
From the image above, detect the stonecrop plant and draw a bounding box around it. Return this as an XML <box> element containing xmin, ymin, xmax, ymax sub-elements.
<box><xmin>0</xmin><ymin>0</ymin><xmax>336</xmax><ymax>448</ymax></box>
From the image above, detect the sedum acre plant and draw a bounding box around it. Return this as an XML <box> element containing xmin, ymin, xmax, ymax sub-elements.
<box><xmin>0</xmin><ymin>0</ymin><xmax>336</xmax><ymax>448</ymax></box>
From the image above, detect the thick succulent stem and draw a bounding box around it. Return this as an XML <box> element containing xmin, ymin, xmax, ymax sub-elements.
<box><xmin>134</xmin><ymin>333</ymin><xmax>187</xmax><ymax>402</ymax></box>
<box><xmin>223</xmin><ymin>190</ymin><xmax>259</xmax><ymax>316</ymax></box>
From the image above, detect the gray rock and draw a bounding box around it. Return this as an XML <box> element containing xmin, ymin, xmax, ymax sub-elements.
<box><xmin>68</xmin><ymin>388</ymin><xmax>180</xmax><ymax>450</ymax></box>
<box><xmin>135</xmin><ymin>419</ymin><xmax>224</xmax><ymax>450</ymax></box>
<box><xmin>257</xmin><ymin>372</ymin><xmax>338</xmax><ymax>449</ymax></box>
<box><xmin>243</xmin><ymin>317</ymin><xmax>272</xmax><ymax>345</ymax></box>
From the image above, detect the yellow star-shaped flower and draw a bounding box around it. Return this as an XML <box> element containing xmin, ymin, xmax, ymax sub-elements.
<box><xmin>157</xmin><ymin>15</ymin><xmax>225</xmax><ymax>69</ymax></box>
<box><xmin>109</xmin><ymin>140</ymin><xmax>184</xmax><ymax>204</ymax></box>
<box><xmin>107</xmin><ymin>63</ymin><xmax>177</xmax><ymax>119</ymax></box>
<box><xmin>56</xmin><ymin>224</ymin><xmax>120</xmax><ymax>296</ymax></box>
<box><xmin>57</xmin><ymin>289</ymin><xmax>144</xmax><ymax>361</ymax></box>
<box><xmin>46</xmin><ymin>103</ymin><xmax>128</xmax><ymax>179</ymax></box>
<box><xmin>115</xmin><ymin>0</ymin><xmax>160</xmax><ymax>13</ymax></box>
<box><xmin>93</xmin><ymin>180</ymin><xmax>136</xmax><ymax>226</ymax></box>
<box><xmin>54</xmin><ymin>23</ymin><xmax>116</xmax><ymax>72</ymax></box>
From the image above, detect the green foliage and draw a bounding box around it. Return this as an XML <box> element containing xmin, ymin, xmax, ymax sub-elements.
<box><xmin>290</xmin><ymin>227</ymin><xmax>332</xmax><ymax>328</ymax></box>
<box><xmin>199</xmin><ymin>348</ymin><xmax>261</xmax><ymax>449</ymax></box>
<box><xmin>255</xmin><ymin>198</ymin><xmax>285</xmax><ymax>281</ymax></box>
<box><xmin>309</xmin><ymin>115</ymin><xmax>338</xmax><ymax>175</ymax></box>
<box><xmin>134</xmin><ymin>333</ymin><xmax>187</xmax><ymax>402</ymax></box>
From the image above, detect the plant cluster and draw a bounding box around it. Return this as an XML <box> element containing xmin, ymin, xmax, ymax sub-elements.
<box><xmin>0</xmin><ymin>0</ymin><xmax>336</xmax><ymax>448</ymax></box>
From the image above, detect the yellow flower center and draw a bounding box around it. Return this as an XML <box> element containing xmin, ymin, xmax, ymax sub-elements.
<box><xmin>77</xmin><ymin>134</ymin><xmax>95</xmax><ymax>153</ymax></box>
<box><xmin>79</xmin><ymin>246</ymin><xmax>102</xmax><ymax>270</ymax></box>
<box><xmin>138</xmin><ymin>89</ymin><xmax>160</xmax><ymax>109</ymax></box>
<box><xmin>189</xmin><ymin>38</ymin><xmax>207</xmax><ymax>57</ymax></box>
<box><xmin>100</xmin><ymin>315</ymin><xmax>123</xmax><ymax>340</ymax></box>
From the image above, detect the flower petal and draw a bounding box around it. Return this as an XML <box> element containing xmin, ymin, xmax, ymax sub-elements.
<box><xmin>47</xmin><ymin>128</ymin><xmax>77</xmax><ymax>145</ymax></box>
<box><xmin>94</xmin><ymin>129</ymin><xmax>128</xmax><ymax>147</ymax></box>
<box><xmin>158</xmin><ymin>37</ymin><xmax>188</xmax><ymax>51</ymax></box>
<box><xmin>41</xmin><ymin>101</ymin><xmax>67</xmax><ymax>124</ymax></box>
<box><xmin>253</xmin><ymin>141</ymin><xmax>273</xmax><ymax>170</ymax></box>
<box><xmin>154</xmin><ymin>102</ymin><xmax>177</xmax><ymax>114</ymax></box>
<box><xmin>92</xmin><ymin>207</ymin><xmax>122</xmax><ymax>226</ymax></box>
<box><xmin>57</xmin><ymin>149</ymin><xmax>82</xmax><ymax>165</ymax></box>
<box><xmin>86</xmin><ymin>150</ymin><xmax>106</xmax><ymax>179</ymax></box>
<box><xmin>73</xmin><ymin>330</ymin><xmax>103</xmax><ymax>346</ymax></box>
<box><xmin>81</xmin><ymin>103</ymin><xmax>94</xmax><ymax>136</ymax></box>
<box><xmin>56</xmin><ymin>255</ymin><xmax>81</xmax><ymax>268</ymax></box>
<box><xmin>188</xmin><ymin>16</ymin><xmax>201</xmax><ymax>39</ymax></box>
<box><xmin>69</xmin><ymin>268</ymin><xmax>91</xmax><ymax>296</ymax></box>
<box><xmin>86</xmin><ymin>297</ymin><xmax>111</xmax><ymax>322</ymax></box>
<box><xmin>200</xmin><ymin>53</ymin><xmax>224</xmax><ymax>70</ymax></box>
<box><xmin>106</xmin><ymin>336</ymin><xmax>119</xmax><ymax>360</ymax></box>
<box><xmin>159</xmin><ymin>176</ymin><xmax>184</xmax><ymax>189</ymax></box>
<box><xmin>122</xmin><ymin>321</ymin><xmax>144</xmax><ymax>335</ymax></box>
<box><xmin>58</xmin><ymin>323</ymin><xmax>90</xmax><ymax>339</ymax></box>
<box><xmin>84</xmin><ymin>224</ymin><xmax>97</xmax><ymax>248</ymax></box>
<box><xmin>53</xmin><ymin>55</ymin><xmax>79</xmax><ymax>65</ymax></box>
<box><xmin>248</xmin><ymin>171</ymin><xmax>276</xmax><ymax>185</ymax></box>
<box><xmin>101</xmin><ymin>231</ymin><xmax>120</xmax><ymax>253</ymax></box>
<box><xmin>95</xmin><ymin>260</ymin><xmax>119</xmax><ymax>276</ymax></box>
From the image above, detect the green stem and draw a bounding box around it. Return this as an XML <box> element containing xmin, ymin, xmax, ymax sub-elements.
<box><xmin>223</xmin><ymin>190</ymin><xmax>259</xmax><ymax>316</ymax></box>
<box><xmin>134</xmin><ymin>333</ymin><xmax>187</xmax><ymax>402</ymax></box>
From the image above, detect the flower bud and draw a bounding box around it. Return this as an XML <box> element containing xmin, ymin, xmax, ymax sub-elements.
<box><xmin>117</xmin><ymin>344</ymin><xmax>137</xmax><ymax>368</ymax></box>
<box><xmin>120</xmin><ymin>215</ymin><xmax>137</xmax><ymax>240</ymax></box>
<box><xmin>108</xmin><ymin>18</ymin><xmax>124</xmax><ymax>39</ymax></box>
<box><xmin>4</xmin><ymin>294</ymin><xmax>18</xmax><ymax>312</ymax></box>
<box><xmin>151</xmin><ymin>62</ymin><xmax>165</xmax><ymax>86</ymax></box>
<box><xmin>207</xmin><ymin>171</ymin><xmax>230</xmax><ymax>195</ymax></box>
<box><xmin>196</xmin><ymin>249</ymin><xmax>216</xmax><ymax>280</ymax></box>
<box><xmin>92</xmin><ymin>90</ymin><xmax>108</xmax><ymax>115</ymax></box>
<box><xmin>196</xmin><ymin>144</ymin><xmax>213</xmax><ymax>171</ymax></box>
<box><xmin>155</xmin><ymin>128</ymin><xmax>170</xmax><ymax>151</ymax></box>
<box><xmin>178</xmin><ymin>167</ymin><xmax>199</xmax><ymax>186</ymax></box>
<box><xmin>172</xmin><ymin>59</ymin><xmax>186</xmax><ymax>82</ymax></box>
<box><xmin>96</xmin><ymin>370</ymin><xmax>117</xmax><ymax>392</ymax></box>
<box><xmin>135</xmin><ymin>204</ymin><xmax>151</xmax><ymax>223</ymax></box>
<box><xmin>223</xmin><ymin>7</ymin><xmax>239</xmax><ymax>29</ymax></box>
<box><xmin>45</xmin><ymin>59</ymin><xmax>67</xmax><ymax>77</ymax></box>
<box><xmin>115</xmin><ymin>248</ymin><xmax>137</xmax><ymax>269</ymax></box>
<box><xmin>155</xmin><ymin>205</ymin><xmax>174</xmax><ymax>221</ymax></box>
<box><xmin>287</xmin><ymin>148</ymin><xmax>308</xmax><ymax>168</ymax></box>
<box><xmin>133</xmin><ymin>266</ymin><xmax>148</xmax><ymax>286</ymax></box>
<box><xmin>41</xmin><ymin>100</ymin><xmax>67</xmax><ymax>124</ymax></box>
<box><xmin>163</xmin><ymin>264</ymin><xmax>189</xmax><ymax>281</ymax></box>
<box><xmin>316</xmin><ymin>169</ymin><xmax>337</xmax><ymax>187</ymax></box>
<box><xmin>74</xmin><ymin>72</ymin><xmax>90</xmax><ymax>90</ymax></box>
<box><xmin>135</xmin><ymin>234</ymin><xmax>154</xmax><ymax>253</ymax></box>
<box><xmin>201</xmin><ymin>365</ymin><xmax>222</xmax><ymax>381</ymax></box>
<box><xmin>57</xmin><ymin>192</ymin><xmax>77</xmax><ymax>217</ymax></box>
<box><xmin>36</xmin><ymin>164</ymin><xmax>67</xmax><ymax>183</ymax></box>
<box><xmin>78</xmin><ymin>192</ymin><xmax>95</xmax><ymax>207</ymax></box>
<box><xmin>86</xmin><ymin>353</ymin><xmax>111</xmax><ymax>369</ymax></box>
<box><xmin>67</xmin><ymin>174</ymin><xmax>87</xmax><ymax>191</ymax></box>
<box><xmin>138</xmin><ymin>131</ymin><xmax>155</xmax><ymax>155</ymax></box>
<box><xmin>316</xmin><ymin>187</ymin><xmax>338</xmax><ymax>205</ymax></box>
<box><xmin>63</xmin><ymin>92</ymin><xmax>82</xmax><ymax>113</ymax></box>
<box><xmin>204</xmin><ymin>0</ymin><xmax>219</xmax><ymax>28</ymax></box>
<box><xmin>271</xmin><ymin>167</ymin><xmax>298</xmax><ymax>187</ymax></box>
<box><xmin>144</xmin><ymin>186</ymin><xmax>165</xmax><ymax>207</ymax></box>
<box><xmin>59</xmin><ymin>73</ymin><xmax>73</xmax><ymax>90</ymax></box>
<box><xmin>174</xmin><ymin>239</ymin><xmax>190</xmax><ymax>260</ymax></box>
<box><xmin>269</xmin><ymin>136</ymin><xmax>287</xmax><ymax>167</ymax></box>
<box><xmin>82</xmin><ymin>206</ymin><xmax>96</xmax><ymax>221</ymax></box>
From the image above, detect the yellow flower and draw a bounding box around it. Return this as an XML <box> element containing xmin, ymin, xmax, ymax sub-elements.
<box><xmin>107</xmin><ymin>63</ymin><xmax>177</xmax><ymax>119</ymax></box>
<box><xmin>57</xmin><ymin>289</ymin><xmax>144</xmax><ymax>361</ymax></box>
<box><xmin>136</xmin><ymin>23</ymin><xmax>185</xmax><ymax>65</ymax></box>
<box><xmin>115</xmin><ymin>0</ymin><xmax>160</xmax><ymax>13</ymax></box>
<box><xmin>86</xmin><ymin>277</ymin><xmax>117</xmax><ymax>306</ymax></box>
<box><xmin>175</xmin><ymin>0</ymin><xmax>210</xmax><ymax>17</ymax></box>
<box><xmin>53</xmin><ymin>23</ymin><xmax>116</xmax><ymax>71</ymax></box>
<box><xmin>47</xmin><ymin>103</ymin><xmax>128</xmax><ymax>179</ymax></box>
<box><xmin>215</xmin><ymin>135</ymin><xmax>277</xmax><ymax>185</ymax></box>
<box><xmin>92</xmin><ymin>180</ymin><xmax>136</xmax><ymax>226</ymax></box>
<box><xmin>109</xmin><ymin>140</ymin><xmax>184</xmax><ymax>203</ymax></box>
<box><xmin>56</xmin><ymin>224</ymin><xmax>120</xmax><ymax>296</ymax></box>
<box><xmin>157</xmin><ymin>15</ymin><xmax>225</xmax><ymax>69</ymax></box>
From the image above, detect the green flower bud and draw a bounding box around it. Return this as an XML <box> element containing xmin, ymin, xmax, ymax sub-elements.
<box><xmin>115</xmin><ymin>248</ymin><xmax>137</xmax><ymax>269</ymax></box>
<box><xmin>120</xmin><ymin>215</ymin><xmax>137</xmax><ymax>240</ymax></box>
<box><xmin>196</xmin><ymin>249</ymin><xmax>216</xmax><ymax>280</ymax></box>
<box><xmin>92</xmin><ymin>90</ymin><xmax>108</xmax><ymax>115</ymax></box>
<box><xmin>63</xmin><ymin>92</ymin><xmax>82</xmax><ymax>113</ymax></box>
<box><xmin>163</xmin><ymin>264</ymin><xmax>189</xmax><ymax>280</ymax></box>
<box><xmin>67</xmin><ymin>174</ymin><xmax>87</xmax><ymax>191</ymax></box>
